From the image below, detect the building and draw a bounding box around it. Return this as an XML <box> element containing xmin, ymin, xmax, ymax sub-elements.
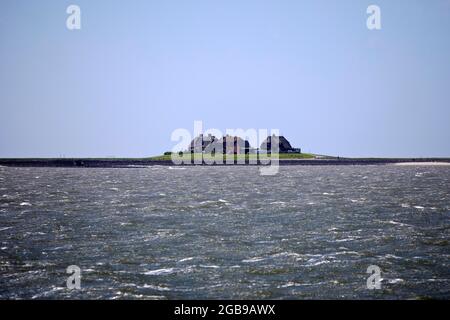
<box><xmin>188</xmin><ymin>133</ymin><xmax>299</xmax><ymax>155</ymax></box>
<box><xmin>189</xmin><ymin>134</ymin><xmax>217</xmax><ymax>153</ymax></box>
<box><xmin>260</xmin><ymin>134</ymin><xmax>301</xmax><ymax>153</ymax></box>
<box><xmin>215</xmin><ymin>135</ymin><xmax>250</xmax><ymax>155</ymax></box>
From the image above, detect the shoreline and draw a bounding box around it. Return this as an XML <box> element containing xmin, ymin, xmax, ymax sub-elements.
<box><xmin>1</xmin><ymin>158</ymin><xmax>450</xmax><ymax>168</ymax></box>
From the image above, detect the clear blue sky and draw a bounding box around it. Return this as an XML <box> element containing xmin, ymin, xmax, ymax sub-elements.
<box><xmin>1</xmin><ymin>0</ymin><xmax>449</xmax><ymax>157</ymax></box>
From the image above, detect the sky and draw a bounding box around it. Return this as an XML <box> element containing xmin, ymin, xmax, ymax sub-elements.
<box><xmin>0</xmin><ymin>0</ymin><xmax>449</xmax><ymax>158</ymax></box>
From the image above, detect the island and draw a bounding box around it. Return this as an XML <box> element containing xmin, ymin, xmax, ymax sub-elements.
<box><xmin>0</xmin><ymin>134</ymin><xmax>449</xmax><ymax>168</ymax></box>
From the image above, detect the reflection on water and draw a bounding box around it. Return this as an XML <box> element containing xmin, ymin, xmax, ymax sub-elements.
<box><xmin>0</xmin><ymin>165</ymin><xmax>449</xmax><ymax>299</ymax></box>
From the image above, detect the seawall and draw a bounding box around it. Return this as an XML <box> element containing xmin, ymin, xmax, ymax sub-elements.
<box><xmin>1</xmin><ymin>158</ymin><xmax>450</xmax><ymax>168</ymax></box>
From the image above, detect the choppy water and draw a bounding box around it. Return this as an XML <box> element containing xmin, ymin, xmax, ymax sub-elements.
<box><xmin>0</xmin><ymin>165</ymin><xmax>449</xmax><ymax>299</ymax></box>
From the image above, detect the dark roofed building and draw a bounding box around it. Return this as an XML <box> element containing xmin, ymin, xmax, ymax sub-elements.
<box><xmin>189</xmin><ymin>133</ymin><xmax>299</xmax><ymax>154</ymax></box>
<box><xmin>189</xmin><ymin>134</ymin><xmax>217</xmax><ymax>153</ymax></box>
<box><xmin>260</xmin><ymin>134</ymin><xmax>300</xmax><ymax>153</ymax></box>
<box><xmin>214</xmin><ymin>135</ymin><xmax>250</xmax><ymax>154</ymax></box>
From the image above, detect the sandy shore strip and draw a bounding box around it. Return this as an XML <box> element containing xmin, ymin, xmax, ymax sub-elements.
<box><xmin>393</xmin><ymin>162</ymin><xmax>450</xmax><ymax>166</ymax></box>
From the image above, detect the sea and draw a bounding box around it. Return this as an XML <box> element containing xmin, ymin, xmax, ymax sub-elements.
<box><xmin>0</xmin><ymin>164</ymin><xmax>449</xmax><ymax>299</ymax></box>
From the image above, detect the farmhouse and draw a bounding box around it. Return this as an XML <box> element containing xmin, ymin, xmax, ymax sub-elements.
<box><xmin>189</xmin><ymin>133</ymin><xmax>217</xmax><ymax>153</ymax></box>
<box><xmin>188</xmin><ymin>134</ymin><xmax>300</xmax><ymax>154</ymax></box>
<box><xmin>260</xmin><ymin>134</ymin><xmax>301</xmax><ymax>153</ymax></box>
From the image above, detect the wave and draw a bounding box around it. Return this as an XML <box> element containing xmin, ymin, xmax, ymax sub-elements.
<box><xmin>144</xmin><ymin>268</ymin><xmax>177</xmax><ymax>276</ymax></box>
<box><xmin>242</xmin><ymin>257</ymin><xmax>265</xmax><ymax>263</ymax></box>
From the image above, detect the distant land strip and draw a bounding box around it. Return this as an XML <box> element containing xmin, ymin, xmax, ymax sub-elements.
<box><xmin>1</xmin><ymin>158</ymin><xmax>450</xmax><ymax>168</ymax></box>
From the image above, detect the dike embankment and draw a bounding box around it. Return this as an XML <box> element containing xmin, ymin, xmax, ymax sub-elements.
<box><xmin>1</xmin><ymin>158</ymin><xmax>450</xmax><ymax>168</ymax></box>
